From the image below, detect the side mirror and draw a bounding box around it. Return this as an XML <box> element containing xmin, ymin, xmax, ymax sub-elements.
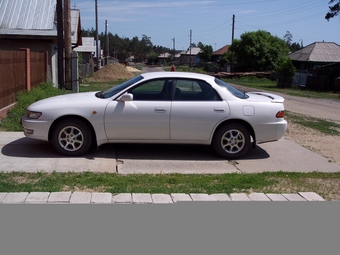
<box><xmin>118</xmin><ymin>93</ymin><xmax>133</xmax><ymax>102</ymax></box>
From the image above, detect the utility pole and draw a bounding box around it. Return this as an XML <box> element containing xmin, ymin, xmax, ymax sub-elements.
<box><xmin>231</xmin><ymin>14</ymin><xmax>235</xmax><ymax>72</ymax></box>
<box><xmin>172</xmin><ymin>37</ymin><xmax>175</xmax><ymax>61</ymax></box>
<box><xmin>232</xmin><ymin>14</ymin><xmax>235</xmax><ymax>43</ymax></box>
<box><xmin>56</xmin><ymin>0</ymin><xmax>64</xmax><ymax>89</ymax></box>
<box><xmin>64</xmin><ymin>0</ymin><xmax>72</xmax><ymax>89</ymax></box>
<box><xmin>95</xmin><ymin>0</ymin><xmax>100</xmax><ymax>70</ymax></box>
<box><xmin>105</xmin><ymin>20</ymin><xmax>109</xmax><ymax>65</ymax></box>
<box><xmin>189</xmin><ymin>29</ymin><xmax>192</xmax><ymax>68</ymax></box>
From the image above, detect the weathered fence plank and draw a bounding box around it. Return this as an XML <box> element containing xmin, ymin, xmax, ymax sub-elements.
<box><xmin>0</xmin><ymin>49</ymin><xmax>47</xmax><ymax>118</ymax></box>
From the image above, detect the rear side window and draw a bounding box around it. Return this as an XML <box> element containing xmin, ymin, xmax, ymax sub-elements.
<box><xmin>214</xmin><ymin>78</ymin><xmax>249</xmax><ymax>99</ymax></box>
<box><xmin>173</xmin><ymin>79</ymin><xmax>221</xmax><ymax>101</ymax></box>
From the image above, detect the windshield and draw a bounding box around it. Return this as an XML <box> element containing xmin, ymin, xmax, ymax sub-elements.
<box><xmin>214</xmin><ymin>78</ymin><xmax>249</xmax><ymax>99</ymax></box>
<box><xmin>98</xmin><ymin>75</ymin><xmax>144</xmax><ymax>98</ymax></box>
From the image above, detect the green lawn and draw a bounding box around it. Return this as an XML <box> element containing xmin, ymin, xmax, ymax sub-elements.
<box><xmin>1</xmin><ymin>171</ymin><xmax>340</xmax><ymax>200</ymax></box>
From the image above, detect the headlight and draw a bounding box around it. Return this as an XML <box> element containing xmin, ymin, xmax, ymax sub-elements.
<box><xmin>26</xmin><ymin>110</ymin><xmax>42</xmax><ymax>119</ymax></box>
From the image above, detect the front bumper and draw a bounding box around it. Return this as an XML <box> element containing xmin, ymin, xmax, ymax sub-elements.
<box><xmin>21</xmin><ymin>115</ymin><xmax>52</xmax><ymax>141</ymax></box>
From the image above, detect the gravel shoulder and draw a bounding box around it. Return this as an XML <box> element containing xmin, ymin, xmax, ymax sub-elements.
<box><xmin>232</xmin><ymin>84</ymin><xmax>340</xmax><ymax>165</ymax></box>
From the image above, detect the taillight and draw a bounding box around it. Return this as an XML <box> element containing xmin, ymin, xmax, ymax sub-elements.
<box><xmin>276</xmin><ymin>110</ymin><xmax>285</xmax><ymax>118</ymax></box>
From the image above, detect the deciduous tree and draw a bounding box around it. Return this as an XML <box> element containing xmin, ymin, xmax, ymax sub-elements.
<box><xmin>198</xmin><ymin>44</ymin><xmax>213</xmax><ymax>63</ymax></box>
<box><xmin>229</xmin><ymin>30</ymin><xmax>288</xmax><ymax>72</ymax></box>
<box><xmin>325</xmin><ymin>0</ymin><xmax>340</xmax><ymax>20</ymax></box>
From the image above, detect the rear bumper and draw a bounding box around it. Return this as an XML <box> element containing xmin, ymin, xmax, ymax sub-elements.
<box><xmin>276</xmin><ymin>120</ymin><xmax>288</xmax><ymax>140</ymax></box>
<box><xmin>255</xmin><ymin>119</ymin><xmax>287</xmax><ymax>144</ymax></box>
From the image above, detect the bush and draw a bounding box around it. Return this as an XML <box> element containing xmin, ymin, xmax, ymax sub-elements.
<box><xmin>0</xmin><ymin>83</ymin><xmax>69</xmax><ymax>131</ymax></box>
<box><xmin>276</xmin><ymin>57</ymin><xmax>296</xmax><ymax>77</ymax></box>
<box><xmin>276</xmin><ymin>57</ymin><xmax>296</xmax><ymax>88</ymax></box>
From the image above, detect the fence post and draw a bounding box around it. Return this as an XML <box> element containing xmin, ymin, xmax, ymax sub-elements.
<box><xmin>71</xmin><ymin>51</ymin><xmax>79</xmax><ymax>93</ymax></box>
<box><xmin>18</xmin><ymin>48</ymin><xmax>31</xmax><ymax>91</ymax></box>
<box><xmin>44</xmin><ymin>50</ymin><xmax>48</xmax><ymax>79</ymax></box>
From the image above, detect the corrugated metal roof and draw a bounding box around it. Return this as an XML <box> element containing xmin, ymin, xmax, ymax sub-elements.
<box><xmin>73</xmin><ymin>37</ymin><xmax>96</xmax><ymax>53</ymax></box>
<box><xmin>213</xmin><ymin>44</ymin><xmax>230</xmax><ymax>55</ymax></box>
<box><xmin>71</xmin><ymin>9</ymin><xmax>80</xmax><ymax>44</ymax></box>
<box><xmin>181</xmin><ymin>47</ymin><xmax>202</xmax><ymax>55</ymax></box>
<box><xmin>0</xmin><ymin>0</ymin><xmax>56</xmax><ymax>30</ymax></box>
<box><xmin>289</xmin><ymin>42</ymin><xmax>340</xmax><ymax>62</ymax></box>
<box><xmin>158</xmin><ymin>52</ymin><xmax>171</xmax><ymax>58</ymax></box>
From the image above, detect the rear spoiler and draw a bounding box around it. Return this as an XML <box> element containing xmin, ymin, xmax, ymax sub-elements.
<box><xmin>247</xmin><ymin>92</ymin><xmax>285</xmax><ymax>103</ymax></box>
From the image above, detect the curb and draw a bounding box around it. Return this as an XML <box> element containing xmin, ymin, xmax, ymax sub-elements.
<box><xmin>0</xmin><ymin>192</ymin><xmax>326</xmax><ymax>204</ymax></box>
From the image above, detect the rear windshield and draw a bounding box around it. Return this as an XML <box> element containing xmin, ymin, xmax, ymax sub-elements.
<box><xmin>214</xmin><ymin>78</ymin><xmax>249</xmax><ymax>99</ymax></box>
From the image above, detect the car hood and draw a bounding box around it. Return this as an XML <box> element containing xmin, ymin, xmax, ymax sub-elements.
<box><xmin>246</xmin><ymin>92</ymin><xmax>285</xmax><ymax>103</ymax></box>
<box><xmin>28</xmin><ymin>92</ymin><xmax>107</xmax><ymax>111</ymax></box>
<box><xmin>31</xmin><ymin>92</ymin><xmax>98</xmax><ymax>106</ymax></box>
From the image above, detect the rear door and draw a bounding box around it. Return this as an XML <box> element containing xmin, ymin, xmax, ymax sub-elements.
<box><xmin>170</xmin><ymin>79</ymin><xmax>230</xmax><ymax>141</ymax></box>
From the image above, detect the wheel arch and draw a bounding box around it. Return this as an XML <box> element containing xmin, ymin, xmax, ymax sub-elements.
<box><xmin>213</xmin><ymin>119</ymin><xmax>256</xmax><ymax>147</ymax></box>
<box><xmin>48</xmin><ymin>115</ymin><xmax>97</xmax><ymax>147</ymax></box>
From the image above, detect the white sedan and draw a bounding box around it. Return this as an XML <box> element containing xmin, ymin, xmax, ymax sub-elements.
<box><xmin>21</xmin><ymin>72</ymin><xmax>287</xmax><ymax>159</ymax></box>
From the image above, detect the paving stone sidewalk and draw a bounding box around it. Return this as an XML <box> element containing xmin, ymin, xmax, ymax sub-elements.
<box><xmin>0</xmin><ymin>192</ymin><xmax>325</xmax><ymax>204</ymax></box>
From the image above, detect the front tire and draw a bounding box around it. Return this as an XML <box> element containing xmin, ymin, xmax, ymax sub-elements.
<box><xmin>52</xmin><ymin>119</ymin><xmax>92</xmax><ymax>156</ymax></box>
<box><xmin>213</xmin><ymin>123</ymin><xmax>251</xmax><ymax>159</ymax></box>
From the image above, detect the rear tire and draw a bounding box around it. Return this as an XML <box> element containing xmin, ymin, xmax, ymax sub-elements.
<box><xmin>213</xmin><ymin>123</ymin><xmax>251</xmax><ymax>159</ymax></box>
<box><xmin>52</xmin><ymin>119</ymin><xmax>92</xmax><ymax>156</ymax></box>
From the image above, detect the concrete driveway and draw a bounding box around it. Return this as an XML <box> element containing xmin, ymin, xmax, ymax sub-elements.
<box><xmin>1</xmin><ymin>132</ymin><xmax>340</xmax><ymax>174</ymax></box>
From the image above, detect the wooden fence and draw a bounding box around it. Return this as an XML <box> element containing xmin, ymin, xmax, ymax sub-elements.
<box><xmin>31</xmin><ymin>51</ymin><xmax>48</xmax><ymax>87</ymax></box>
<box><xmin>0</xmin><ymin>49</ymin><xmax>47</xmax><ymax>117</ymax></box>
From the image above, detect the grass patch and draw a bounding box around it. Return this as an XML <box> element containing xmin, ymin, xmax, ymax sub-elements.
<box><xmin>1</xmin><ymin>171</ymin><xmax>340</xmax><ymax>200</ymax></box>
<box><xmin>0</xmin><ymin>80</ymin><xmax>128</xmax><ymax>131</ymax></box>
<box><xmin>224</xmin><ymin>76</ymin><xmax>340</xmax><ymax>99</ymax></box>
<box><xmin>163</xmin><ymin>65</ymin><xmax>206</xmax><ymax>73</ymax></box>
<box><xmin>79</xmin><ymin>79</ymin><xmax>125</xmax><ymax>92</ymax></box>
<box><xmin>285</xmin><ymin>111</ymin><xmax>340</xmax><ymax>136</ymax></box>
<box><xmin>0</xmin><ymin>83</ymin><xmax>69</xmax><ymax>131</ymax></box>
<box><xmin>0</xmin><ymin>172</ymin><xmax>275</xmax><ymax>194</ymax></box>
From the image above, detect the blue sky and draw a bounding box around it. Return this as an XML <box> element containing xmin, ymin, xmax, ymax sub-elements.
<box><xmin>72</xmin><ymin>0</ymin><xmax>340</xmax><ymax>51</ymax></box>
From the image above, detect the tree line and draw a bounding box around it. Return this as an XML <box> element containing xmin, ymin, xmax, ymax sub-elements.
<box><xmin>82</xmin><ymin>28</ymin><xmax>172</xmax><ymax>63</ymax></box>
<box><xmin>81</xmin><ymin>1</ymin><xmax>338</xmax><ymax>74</ymax></box>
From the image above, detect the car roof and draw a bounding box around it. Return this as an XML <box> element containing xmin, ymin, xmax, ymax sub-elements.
<box><xmin>140</xmin><ymin>71</ymin><xmax>216</xmax><ymax>82</ymax></box>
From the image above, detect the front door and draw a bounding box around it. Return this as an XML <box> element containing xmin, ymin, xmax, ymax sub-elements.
<box><xmin>104</xmin><ymin>78</ymin><xmax>172</xmax><ymax>141</ymax></box>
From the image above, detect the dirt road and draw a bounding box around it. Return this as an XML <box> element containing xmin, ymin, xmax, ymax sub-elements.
<box><xmin>275</xmin><ymin>93</ymin><xmax>340</xmax><ymax>123</ymax></box>
<box><xmin>231</xmin><ymin>84</ymin><xmax>340</xmax><ymax>123</ymax></box>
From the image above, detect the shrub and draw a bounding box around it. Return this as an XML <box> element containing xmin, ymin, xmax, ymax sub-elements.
<box><xmin>276</xmin><ymin>57</ymin><xmax>296</xmax><ymax>77</ymax></box>
<box><xmin>0</xmin><ymin>83</ymin><xmax>69</xmax><ymax>131</ymax></box>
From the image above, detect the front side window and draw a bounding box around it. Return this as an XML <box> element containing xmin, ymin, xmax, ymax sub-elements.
<box><xmin>128</xmin><ymin>79</ymin><xmax>172</xmax><ymax>101</ymax></box>
<box><xmin>100</xmin><ymin>75</ymin><xmax>143</xmax><ymax>98</ymax></box>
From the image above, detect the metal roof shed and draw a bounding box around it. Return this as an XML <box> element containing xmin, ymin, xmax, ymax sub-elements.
<box><xmin>0</xmin><ymin>0</ymin><xmax>56</xmax><ymax>31</ymax></box>
<box><xmin>289</xmin><ymin>42</ymin><xmax>340</xmax><ymax>70</ymax></box>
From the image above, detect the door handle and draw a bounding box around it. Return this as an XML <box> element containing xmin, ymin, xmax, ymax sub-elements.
<box><xmin>155</xmin><ymin>108</ymin><xmax>167</xmax><ymax>113</ymax></box>
<box><xmin>214</xmin><ymin>108</ymin><xmax>225</xmax><ymax>112</ymax></box>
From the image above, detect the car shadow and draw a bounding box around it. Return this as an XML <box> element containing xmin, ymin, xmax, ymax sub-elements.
<box><xmin>1</xmin><ymin>137</ymin><xmax>118</xmax><ymax>160</ymax></box>
<box><xmin>1</xmin><ymin>137</ymin><xmax>270</xmax><ymax>161</ymax></box>
<box><xmin>110</xmin><ymin>143</ymin><xmax>270</xmax><ymax>161</ymax></box>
